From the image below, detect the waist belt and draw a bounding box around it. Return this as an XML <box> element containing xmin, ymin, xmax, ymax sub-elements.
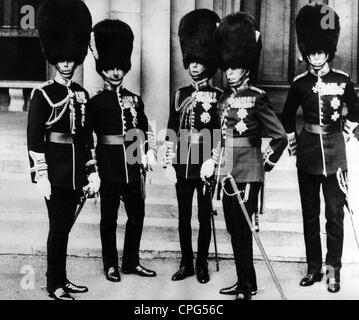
<box><xmin>47</xmin><ymin>132</ymin><xmax>73</xmax><ymax>144</ymax></box>
<box><xmin>225</xmin><ymin>136</ymin><xmax>261</xmax><ymax>148</ymax></box>
<box><xmin>304</xmin><ymin>123</ymin><xmax>341</xmax><ymax>135</ymax></box>
<box><xmin>99</xmin><ymin>135</ymin><xmax>125</xmax><ymax>145</ymax></box>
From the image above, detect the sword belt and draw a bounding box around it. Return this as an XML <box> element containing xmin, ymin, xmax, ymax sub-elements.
<box><xmin>99</xmin><ymin>134</ymin><xmax>125</xmax><ymax>145</ymax></box>
<box><xmin>225</xmin><ymin>136</ymin><xmax>261</xmax><ymax>148</ymax></box>
<box><xmin>47</xmin><ymin>132</ymin><xmax>73</xmax><ymax>144</ymax></box>
<box><xmin>304</xmin><ymin>123</ymin><xmax>341</xmax><ymax>135</ymax></box>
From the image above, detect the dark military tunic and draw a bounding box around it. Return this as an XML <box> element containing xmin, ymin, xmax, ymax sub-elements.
<box><xmin>218</xmin><ymin>84</ymin><xmax>287</xmax><ymax>183</ymax></box>
<box><xmin>167</xmin><ymin>79</ymin><xmax>222</xmax><ymax>179</ymax></box>
<box><xmin>27</xmin><ymin>78</ymin><xmax>95</xmax><ymax>189</ymax></box>
<box><xmin>88</xmin><ymin>86</ymin><xmax>149</xmax><ymax>184</ymax></box>
<box><xmin>282</xmin><ymin>66</ymin><xmax>359</xmax><ymax>176</ymax></box>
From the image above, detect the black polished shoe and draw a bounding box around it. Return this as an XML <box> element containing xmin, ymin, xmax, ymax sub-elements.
<box><xmin>196</xmin><ymin>266</ymin><xmax>209</xmax><ymax>284</ymax></box>
<box><xmin>122</xmin><ymin>265</ymin><xmax>157</xmax><ymax>277</ymax></box>
<box><xmin>49</xmin><ymin>288</ymin><xmax>74</xmax><ymax>301</ymax></box>
<box><xmin>327</xmin><ymin>278</ymin><xmax>340</xmax><ymax>293</ymax></box>
<box><xmin>106</xmin><ymin>266</ymin><xmax>121</xmax><ymax>282</ymax></box>
<box><xmin>171</xmin><ymin>266</ymin><xmax>195</xmax><ymax>281</ymax></box>
<box><xmin>299</xmin><ymin>273</ymin><xmax>323</xmax><ymax>287</ymax></box>
<box><xmin>326</xmin><ymin>266</ymin><xmax>340</xmax><ymax>293</ymax></box>
<box><xmin>220</xmin><ymin>283</ymin><xmax>257</xmax><ymax>296</ymax></box>
<box><xmin>235</xmin><ymin>289</ymin><xmax>251</xmax><ymax>301</ymax></box>
<box><xmin>64</xmin><ymin>280</ymin><xmax>88</xmax><ymax>294</ymax></box>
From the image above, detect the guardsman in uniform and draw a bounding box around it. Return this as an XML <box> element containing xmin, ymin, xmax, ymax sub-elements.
<box><xmin>88</xmin><ymin>19</ymin><xmax>157</xmax><ymax>282</ymax></box>
<box><xmin>281</xmin><ymin>3</ymin><xmax>359</xmax><ymax>293</ymax></box>
<box><xmin>202</xmin><ymin>12</ymin><xmax>287</xmax><ymax>300</ymax></box>
<box><xmin>27</xmin><ymin>0</ymin><xmax>99</xmax><ymax>300</ymax></box>
<box><xmin>165</xmin><ymin>9</ymin><xmax>222</xmax><ymax>284</ymax></box>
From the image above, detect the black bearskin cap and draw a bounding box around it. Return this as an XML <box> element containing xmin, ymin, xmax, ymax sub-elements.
<box><xmin>37</xmin><ymin>0</ymin><xmax>92</xmax><ymax>65</ymax></box>
<box><xmin>93</xmin><ymin>19</ymin><xmax>134</xmax><ymax>74</ymax></box>
<box><xmin>178</xmin><ymin>9</ymin><xmax>221</xmax><ymax>78</ymax></box>
<box><xmin>214</xmin><ymin>12</ymin><xmax>261</xmax><ymax>73</ymax></box>
<box><xmin>296</xmin><ymin>3</ymin><xmax>340</xmax><ymax>62</ymax></box>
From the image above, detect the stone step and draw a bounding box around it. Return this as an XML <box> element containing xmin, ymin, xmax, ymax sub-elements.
<box><xmin>0</xmin><ymin>212</ymin><xmax>359</xmax><ymax>262</ymax></box>
<box><xmin>1</xmin><ymin>184</ymin><xmax>304</xmax><ymax>222</ymax></box>
<box><xmin>0</xmin><ymin>218</ymin><xmax>358</xmax><ymax>264</ymax></box>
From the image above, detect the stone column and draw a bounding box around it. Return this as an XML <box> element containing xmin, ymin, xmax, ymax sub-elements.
<box><xmin>196</xmin><ymin>0</ymin><xmax>214</xmax><ymax>9</ymax></box>
<box><xmin>170</xmin><ymin>0</ymin><xmax>196</xmax><ymax>98</ymax></box>
<box><xmin>111</xmin><ymin>0</ymin><xmax>141</xmax><ymax>95</ymax></box>
<box><xmin>83</xmin><ymin>0</ymin><xmax>111</xmax><ymax>96</ymax></box>
<box><xmin>141</xmin><ymin>0</ymin><xmax>171</xmax><ymax>134</ymax></box>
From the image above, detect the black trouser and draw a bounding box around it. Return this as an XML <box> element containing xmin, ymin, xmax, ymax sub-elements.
<box><xmin>175</xmin><ymin>177</ymin><xmax>212</xmax><ymax>268</ymax></box>
<box><xmin>45</xmin><ymin>187</ymin><xmax>82</xmax><ymax>294</ymax></box>
<box><xmin>297</xmin><ymin>169</ymin><xmax>346</xmax><ymax>275</ymax></box>
<box><xmin>222</xmin><ymin>182</ymin><xmax>260</xmax><ymax>292</ymax></box>
<box><xmin>100</xmin><ymin>180</ymin><xmax>145</xmax><ymax>271</ymax></box>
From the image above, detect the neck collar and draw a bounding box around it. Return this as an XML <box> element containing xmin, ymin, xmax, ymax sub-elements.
<box><xmin>191</xmin><ymin>78</ymin><xmax>209</xmax><ymax>91</ymax></box>
<box><xmin>104</xmin><ymin>81</ymin><xmax>124</xmax><ymax>92</ymax></box>
<box><xmin>309</xmin><ymin>63</ymin><xmax>330</xmax><ymax>77</ymax></box>
<box><xmin>230</xmin><ymin>77</ymin><xmax>250</xmax><ymax>94</ymax></box>
<box><xmin>54</xmin><ymin>72</ymin><xmax>72</xmax><ymax>87</ymax></box>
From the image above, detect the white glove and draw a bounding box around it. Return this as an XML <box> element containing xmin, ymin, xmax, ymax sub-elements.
<box><xmin>164</xmin><ymin>165</ymin><xmax>177</xmax><ymax>184</ymax></box>
<box><xmin>146</xmin><ymin>149</ymin><xmax>157</xmax><ymax>169</ymax></box>
<box><xmin>36</xmin><ymin>175</ymin><xmax>51</xmax><ymax>200</ymax></box>
<box><xmin>200</xmin><ymin>159</ymin><xmax>216</xmax><ymax>181</ymax></box>
<box><xmin>87</xmin><ymin>172</ymin><xmax>101</xmax><ymax>194</ymax></box>
<box><xmin>344</xmin><ymin>120</ymin><xmax>359</xmax><ymax>141</ymax></box>
<box><xmin>287</xmin><ymin>132</ymin><xmax>297</xmax><ymax>157</ymax></box>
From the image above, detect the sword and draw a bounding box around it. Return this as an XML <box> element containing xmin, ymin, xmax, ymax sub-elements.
<box><xmin>336</xmin><ymin>168</ymin><xmax>359</xmax><ymax>252</ymax></box>
<box><xmin>204</xmin><ymin>178</ymin><xmax>220</xmax><ymax>272</ymax></box>
<box><xmin>222</xmin><ymin>174</ymin><xmax>287</xmax><ymax>300</ymax></box>
<box><xmin>72</xmin><ymin>188</ymin><xmax>91</xmax><ymax>227</ymax></box>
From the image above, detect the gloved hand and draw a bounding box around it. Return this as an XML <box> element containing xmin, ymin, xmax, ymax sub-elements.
<box><xmin>87</xmin><ymin>172</ymin><xmax>101</xmax><ymax>194</ymax></box>
<box><xmin>287</xmin><ymin>132</ymin><xmax>297</xmax><ymax>156</ymax></box>
<box><xmin>145</xmin><ymin>149</ymin><xmax>157</xmax><ymax>170</ymax></box>
<box><xmin>36</xmin><ymin>175</ymin><xmax>51</xmax><ymax>200</ymax></box>
<box><xmin>164</xmin><ymin>165</ymin><xmax>177</xmax><ymax>184</ymax></box>
<box><xmin>344</xmin><ymin>120</ymin><xmax>359</xmax><ymax>141</ymax></box>
<box><xmin>200</xmin><ymin>159</ymin><xmax>216</xmax><ymax>181</ymax></box>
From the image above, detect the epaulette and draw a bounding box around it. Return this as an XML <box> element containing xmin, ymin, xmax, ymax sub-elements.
<box><xmin>293</xmin><ymin>71</ymin><xmax>308</xmax><ymax>82</ymax></box>
<box><xmin>90</xmin><ymin>88</ymin><xmax>104</xmax><ymax>98</ymax></box>
<box><xmin>332</xmin><ymin>69</ymin><xmax>349</xmax><ymax>78</ymax></box>
<box><xmin>30</xmin><ymin>80</ymin><xmax>54</xmax><ymax>99</ymax></box>
<box><xmin>249</xmin><ymin>86</ymin><xmax>265</xmax><ymax>95</ymax></box>
<box><xmin>37</xmin><ymin>81</ymin><xmax>72</xmax><ymax>108</ymax></box>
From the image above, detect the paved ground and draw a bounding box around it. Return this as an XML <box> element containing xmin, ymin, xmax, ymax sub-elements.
<box><xmin>1</xmin><ymin>254</ymin><xmax>359</xmax><ymax>300</ymax></box>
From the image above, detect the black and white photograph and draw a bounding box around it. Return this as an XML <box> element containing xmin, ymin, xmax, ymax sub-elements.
<box><xmin>1</xmin><ymin>0</ymin><xmax>359</xmax><ymax>308</ymax></box>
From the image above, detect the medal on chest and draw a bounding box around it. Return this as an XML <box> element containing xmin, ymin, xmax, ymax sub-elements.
<box><xmin>313</xmin><ymin>79</ymin><xmax>345</xmax><ymax>123</ymax></box>
<box><xmin>194</xmin><ymin>91</ymin><xmax>217</xmax><ymax>124</ymax></box>
<box><xmin>226</xmin><ymin>95</ymin><xmax>255</xmax><ymax>135</ymax></box>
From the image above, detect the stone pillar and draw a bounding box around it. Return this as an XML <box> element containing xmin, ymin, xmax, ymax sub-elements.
<box><xmin>111</xmin><ymin>0</ymin><xmax>142</xmax><ymax>95</ymax></box>
<box><xmin>170</xmin><ymin>0</ymin><xmax>196</xmax><ymax>98</ymax></box>
<box><xmin>141</xmin><ymin>0</ymin><xmax>171</xmax><ymax>133</ymax></box>
<box><xmin>83</xmin><ymin>0</ymin><xmax>111</xmax><ymax>96</ymax></box>
<box><xmin>8</xmin><ymin>89</ymin><xmax>24</xmax><ymax>112</ymax></box>
<box><xmin>196</xmin><ymin>0</ymin><xmax>214</xmax><ymax>9</ymax></box>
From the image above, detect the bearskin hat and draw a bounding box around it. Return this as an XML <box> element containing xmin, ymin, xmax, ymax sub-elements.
<box><xmin>296</xmin><ymin>3</ymin><xmax>340</xmax><ymax>62</ymax></box>
<box><xmin>92</xmin><ymin>19</ymin><xmax>134</xmax><ymax>74</ymax></box>
<box><xmin>37</xmin><ymin>0</ymin><xmax>92</xmax><ymax>65</ymax></box>
<box><xmin>178</xmin><ymin>9</ymin><xmax>221</xmax><ymax>78</ymax></box>
<box><xmin>214</xmin><ymin>12</ymin><xmax>261</xmax><ymax>73</ymax></box>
